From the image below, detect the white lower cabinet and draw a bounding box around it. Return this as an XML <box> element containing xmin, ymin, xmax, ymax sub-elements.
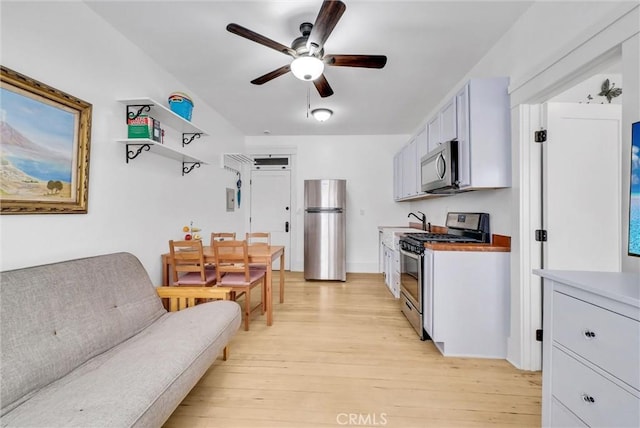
<box><xmin>381</xmin><ymin>243</ymin><xmax>400</xmax><ymax>299</ymax></box>
<box><xmin>391</xmin><ymin>249</ymin><xmax>400</xmax><ymax>298</ymax></box>
<box><xmin>423</xmin><ymin>248</ymin><xmax>510</xmax><ymax>358</ymax></box>
<box><xmin>535</xmin><ymin>270</ymin><xmax>640</xmax><ymax>428</ymax></box>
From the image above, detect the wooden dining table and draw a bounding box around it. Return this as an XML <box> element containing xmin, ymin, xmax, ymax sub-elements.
<box><xmin>161</xmin><ymin>245</ymin><xmax>285</xmax><ymax>326</ymax></box>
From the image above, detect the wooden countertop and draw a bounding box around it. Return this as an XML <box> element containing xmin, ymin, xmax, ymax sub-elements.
<box><xmin>424</xmin><ymin>234</ymin><xmax>511</xmax><ymax>252</ymax></box>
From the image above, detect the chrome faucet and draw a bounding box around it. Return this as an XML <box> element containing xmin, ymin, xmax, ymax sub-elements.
<box><xmin>408</xmin><ymin>211</ymin><xmax>429</xmax><ymax>231</ymax></box>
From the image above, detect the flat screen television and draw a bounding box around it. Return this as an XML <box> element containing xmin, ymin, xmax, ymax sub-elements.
<box><xmin>629</xmin><ymin>121</ymin><xmax>640</xmax><ymax>257</ymax></box>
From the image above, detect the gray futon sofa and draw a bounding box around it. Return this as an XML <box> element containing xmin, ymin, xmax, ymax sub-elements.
<box><xmin>0</xmin><ymin>252</ymin><xmax>241</xmax><ymax>427</ymax></box>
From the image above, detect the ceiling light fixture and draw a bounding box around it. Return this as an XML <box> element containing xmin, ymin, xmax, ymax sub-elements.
<box><xmin>291</xmin><ymin>56</ymin><xmax>324</xmax><ymax>81</ymax></box>
<box><xmin>311</xmin><ymin>108</ymin><xmax>333</xmax><ymax>122</ymax></box>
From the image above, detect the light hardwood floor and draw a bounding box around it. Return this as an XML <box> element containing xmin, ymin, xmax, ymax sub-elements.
<box><xmin>164</xmin><ymin>272</ymin><xmax>541</xmax><ymax>428</ymax></box>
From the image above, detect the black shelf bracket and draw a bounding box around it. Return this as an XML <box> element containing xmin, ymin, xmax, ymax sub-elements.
<box><xmin>182</xmin><ymin>162</ymin><xmax>201</xmax><ymax>176</ymax></box>
<box><xmin>126</xmin><ymin>144</ymin><xmax>151</xmax><ymax>163</ymax></box>
<box><xmin>182</xmin><ymin>133</ymin><xmax>202</xmax><ymax>147</ymax></box>
<box><xmin>126</xmin><ymin>104</ymin><xmax>153</xmax><ymax>122</ymax></box>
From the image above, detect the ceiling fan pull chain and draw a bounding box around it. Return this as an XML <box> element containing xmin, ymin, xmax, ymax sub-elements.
<box><xmin>306</xmin><ymin>85</ymin><xmax>310</xmax><ymax>118</ymax></box>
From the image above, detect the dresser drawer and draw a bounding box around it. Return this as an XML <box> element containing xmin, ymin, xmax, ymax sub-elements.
<box><xmin>552</xmin><ymin>347</ymin><xmax>640</xmax><ymax>427</ymax></box>
<box><xmin>550</xmin><ymin>398</ymin><xmax>587</xmax><ymax>427</ymax></box>
<box><xmin>553</xmin><ymin>291</ymin><xmax>640</xmax><ymax>390</ymax></box>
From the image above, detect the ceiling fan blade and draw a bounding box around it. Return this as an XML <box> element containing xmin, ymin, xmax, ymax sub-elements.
<box><xmin>251</xmin><ymin>65</ymin><xmax>292</xmax><ymax>85</ymax></box>
<box><xmin>313</xmin><ymin>74</ymin><xmax>334</xmax><ymax>98</ymax></box>
<box><xmin>227</xmin><ymin>23</ymin><xmax>296</xmax><ymax>57</ymax></box>
<box><xmin>307</xmin><ymin>0</ymin><xmax>346</xmax><ymax>52</ymax></box>
<box><xmin>324</xmin><ymin>54</ymin><xmax>387</xmax><ymax>69</ymax></box>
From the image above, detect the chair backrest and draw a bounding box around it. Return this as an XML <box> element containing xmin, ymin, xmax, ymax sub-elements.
<box><xmin>246</xmin><ymin>232</ymin><xmax>270</xmax><ymax>246</ymax></box>
<box><xmin>169</xmin><ymin>240</ymin><xmax>208</xmax><ymax>283</ymax></box>
<box><xmin>212</xmin><ymin>240</ymin><xmax>251</xmax><ymax>282</ymax></box>
<box><xmin>210</xmin><ymin>232</ymin><xmax>236</xmax><ymax>246</ymax></box>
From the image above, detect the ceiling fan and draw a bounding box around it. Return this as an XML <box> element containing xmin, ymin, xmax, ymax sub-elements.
<box><xmin>227</xmin><ymin>0</ymin><xmax>387</xmax><ymax>98</ymax></box>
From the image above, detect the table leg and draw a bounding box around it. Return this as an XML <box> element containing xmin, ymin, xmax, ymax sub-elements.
<box><xmin>279</xmin><ymin>251</ymin><xmax>285</xmax><ymax>303</ymax></box>
<box><xmin>266</xmin><ymin>262</ymin><xmax>273</xmax><ymax>326</ymax></box>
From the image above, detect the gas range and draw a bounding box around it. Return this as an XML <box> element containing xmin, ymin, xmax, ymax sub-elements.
<box><xmin>400</xmin><ymin>213</ymin><xmax>490</xmax><ymax>255</ymax></box>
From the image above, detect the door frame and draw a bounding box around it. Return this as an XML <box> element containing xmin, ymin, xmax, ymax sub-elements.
<box><xmin>507</xmin><ymin>5</ymin><xmax>638</xmax><ymax>370</ymax></box>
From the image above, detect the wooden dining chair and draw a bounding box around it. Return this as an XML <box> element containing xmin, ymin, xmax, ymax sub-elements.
<box><xmin>210</xmin><ymin>232</ymin><xmax>236</xmax><ymax>245</ymax></box>
<box><xmin>245</xmin><ymin>232</ymin><xmax>270</xmax><ymax>273</ymax></box>
<box><xmin>246</xmin><ymin>232</ymin><xmax>270</xmax><ymax>246</ymax></box>
<box><xmin>169</xmin><ymin>240</ymin><xmax>217</xmax><ymax>286</ymax></box>
<box><xmin>246</xmin><ymin>231</ymin><xmax>285</xmax><ymax>304</ymax></box>
<box><xmin>212</xmin><ymin>239</ymin><xmax>265</xmax><ymax>331</ymax></box>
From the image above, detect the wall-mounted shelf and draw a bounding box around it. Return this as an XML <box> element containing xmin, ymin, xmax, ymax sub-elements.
<box><xmin>116</xmin><ymin>139</ymin><xmax>208</xmax><ymax>175</ymax></box>
<box><xmin>221</xmin><ymin>153</ymin><xmax>253</xmax><ymax>175</ymax></box>
<box><xmin>117</xmin><ymin>97</ymin><xmax>210</xmax><ymax>174</ymax></box>
<box><xmin>119</xmin><ymin>98</ymin><xmax>209</xmax><ymax>137</ymax></box>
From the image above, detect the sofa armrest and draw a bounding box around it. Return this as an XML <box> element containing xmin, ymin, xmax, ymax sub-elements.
<box><xmin>156</xmin><ymin>286</ymin><xmax>235</xmax><ymax>361</ymax></box>
<box><xmin>156</xmin><ymin>286</ymin><xmax>233</xmax><ymax>312</ymax></box>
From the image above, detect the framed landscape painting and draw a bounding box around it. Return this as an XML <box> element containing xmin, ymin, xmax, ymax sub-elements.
<box><xmin>1</xmin><ymin>66</ymin><xmax>91</xmax><ymax>214</ymax></box>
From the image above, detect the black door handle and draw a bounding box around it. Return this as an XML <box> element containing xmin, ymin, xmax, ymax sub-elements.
<box><xmin>285</xmin><ymin>221</ymin><xmax>289</xmax><ymax>232</ymax></box>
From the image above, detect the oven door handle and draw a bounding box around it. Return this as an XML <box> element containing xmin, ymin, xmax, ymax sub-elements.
<box><xmin>400</xmin><ymin>249</ymin><xmax>420</xmax><ymax>260</ymax></box>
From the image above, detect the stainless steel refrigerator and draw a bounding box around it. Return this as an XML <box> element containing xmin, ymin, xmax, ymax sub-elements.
<box><xmin>304</xmin><ymin>179</ymin><xmax>346</xmax><ymax>281</ymax></box>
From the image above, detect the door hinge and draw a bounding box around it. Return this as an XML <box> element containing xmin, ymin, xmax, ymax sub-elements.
<box><xmin>535</xmin><ymin>229</ymin><xmax>547</xmax><ymax>242</ymax></box>
<box><xmin>536</xmin><ymin>329</ymin><xmax>543</xmax><ymax>342</ymax></box>
<box><xmin>534</xmin><ymin>129</ymin><xmax>547</xmax><ymax>143</ymax></box>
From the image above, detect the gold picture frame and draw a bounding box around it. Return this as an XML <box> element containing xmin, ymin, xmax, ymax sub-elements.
<box><xmin>1</xmin><ymin>66</ymin><xmax>92</xmax><ymax>214</ymax></box>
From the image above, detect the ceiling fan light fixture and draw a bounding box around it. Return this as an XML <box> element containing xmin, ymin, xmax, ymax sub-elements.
<box><xmin>311</xmin><ymin>108</ymin><xmax>333</xmax><ymax>122</ymax></box>
<box><xmin>291</xmin><ymin>56</ymin><xmax>324</xmax><ymax>81</ymax></box>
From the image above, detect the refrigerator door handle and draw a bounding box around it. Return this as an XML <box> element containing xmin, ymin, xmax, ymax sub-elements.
<box><xmin>285</xmin><ymin>221</ymin><xmax>289</xmax><ymax>233</ymax></box>
<box><xmin>306</xmin><ymin>207</ymin><xmax>342</xmax><ymax>213</ymax></box>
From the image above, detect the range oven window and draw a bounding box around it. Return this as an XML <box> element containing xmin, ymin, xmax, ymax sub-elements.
<box><xmin>400</xmin><ymin>251</ymin><xmax>421</xmax><ymax>307</ymax></box>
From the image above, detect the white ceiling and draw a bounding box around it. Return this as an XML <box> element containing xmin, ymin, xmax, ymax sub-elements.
<box><xmin>87</xmin><ymin>1</ymin><xmax>533</xmax><ymax>136</ymax></box>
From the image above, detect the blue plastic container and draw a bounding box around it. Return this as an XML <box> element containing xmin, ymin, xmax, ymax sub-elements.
<box><xmin>168</xmin><ymin>92</ymin><xmax>193</xmax><ymax>121</ymax></box>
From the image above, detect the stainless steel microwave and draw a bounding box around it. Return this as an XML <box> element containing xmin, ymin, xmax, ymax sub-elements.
<box><xmin>420</xmin><ymin>140</ymin><xmax>459</xmax><ymax>193</ymax></box>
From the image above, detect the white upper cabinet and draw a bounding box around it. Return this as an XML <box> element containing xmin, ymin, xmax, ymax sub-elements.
<box><xmin>439</xmin><ymin>97</ymin><xmax>457</xmax><ymax>143</ymax></box>
<box><xmin>426</xmin><ymin>115</ymin><xmax>441</xmax><ymax>153</ymax></box>
<box><xmin>393</xmin><ymin>152</ymin><xmax>402</xmax><ymax>201</ymax></box>
<box><xmin>392</xmin><ymin>76</ymin><xmax>510</xmax><ymax>202</ymax></box>
<box><xmin>455</xmin><ymin>77</ymin><xmax>511</xmax><ymax>189</ymax></box>
<box><xmin>402</xmin><ymin>138</ymin><xmax>418</xmax><ymax>198</ymax></box>
<box><xmin>415</xmin><ymin>126</ymin><xmax>428</xmax><ymax>192</ymax></box>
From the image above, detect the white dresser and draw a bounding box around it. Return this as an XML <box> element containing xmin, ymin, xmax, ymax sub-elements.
<box><xmin>534</xmin><ymin>270</ymin><xmax>640</xmax><ymax>427</ymax></box>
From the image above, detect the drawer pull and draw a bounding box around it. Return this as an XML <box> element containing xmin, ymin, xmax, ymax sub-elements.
<box><xmin>581</xmin><ymin>394</ymin><xmax>596</xmax><ymax>403</ymax></box>
<box><xmin>583</xmin><ymin>330</ymin><xmax>597</xmax><ymax>339</ymax></box>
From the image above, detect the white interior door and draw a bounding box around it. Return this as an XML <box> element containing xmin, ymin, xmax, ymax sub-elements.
<box><xmin>543</xmin><ymin>102</ymin><xmax>622</xmax><ymax>271</ymax></box>
<box><xmin>250</xmin><ymin>169</ymin><xmax>291</xmax><ymax>270</ymax></box>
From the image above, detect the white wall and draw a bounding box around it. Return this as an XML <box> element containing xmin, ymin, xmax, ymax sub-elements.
<box><xmin>0</xmin><ymin>2</ymin><xmax>247</xmax><ymax>283</ymax></box>
<box><xmin>247</xmin><ymin>135</ymin><xmax>408</xmax><ymax>272</ymax></box>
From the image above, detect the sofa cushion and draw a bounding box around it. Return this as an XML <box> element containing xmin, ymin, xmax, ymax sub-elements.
<box><xmin>0</xmin><ymin>253</ymin><xmax>166</xmax><ymax>415</ymax></box>
<box><xmin>0</xmin><ymin>300</ymin><xmax>241</xmax><ymax>427</ymax></box>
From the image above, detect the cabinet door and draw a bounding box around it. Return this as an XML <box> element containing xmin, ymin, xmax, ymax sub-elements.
<box><xmin>402</xmin><ymin>139</ymin><xmax>417</xmax><ymax>197</ymax></box>
<box><xmin>415</xmin><ymin>126</ymin><xmax>428</xmax><ymax>193</ymax></box>
<box><xmin>455</xmin><ymin>84</ymin><xmax>471</xmax><ymax>187</ymax></box>
<box><xmin>423</xmin><ymin>250</ymin><xmax>434</xmax><ymax>338</ymax></box>
<box><xmin>393</xmin><ymin>152</ymin><xmax>402</xmax><ymax>200</ymax></box>
<box><xmin>383</xmin><ymin>246</ymin><xmax>392</xmax><ymax>286</ymax></box>
<box><xmin>427</xmin><ymin>115</ymin><xmax>440</xmax><ymax>153</ymax></box>
<box><xmin>440</xmin><ymin>97</ymin><xmax>457</xmax><ymax>142</ymax></box>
